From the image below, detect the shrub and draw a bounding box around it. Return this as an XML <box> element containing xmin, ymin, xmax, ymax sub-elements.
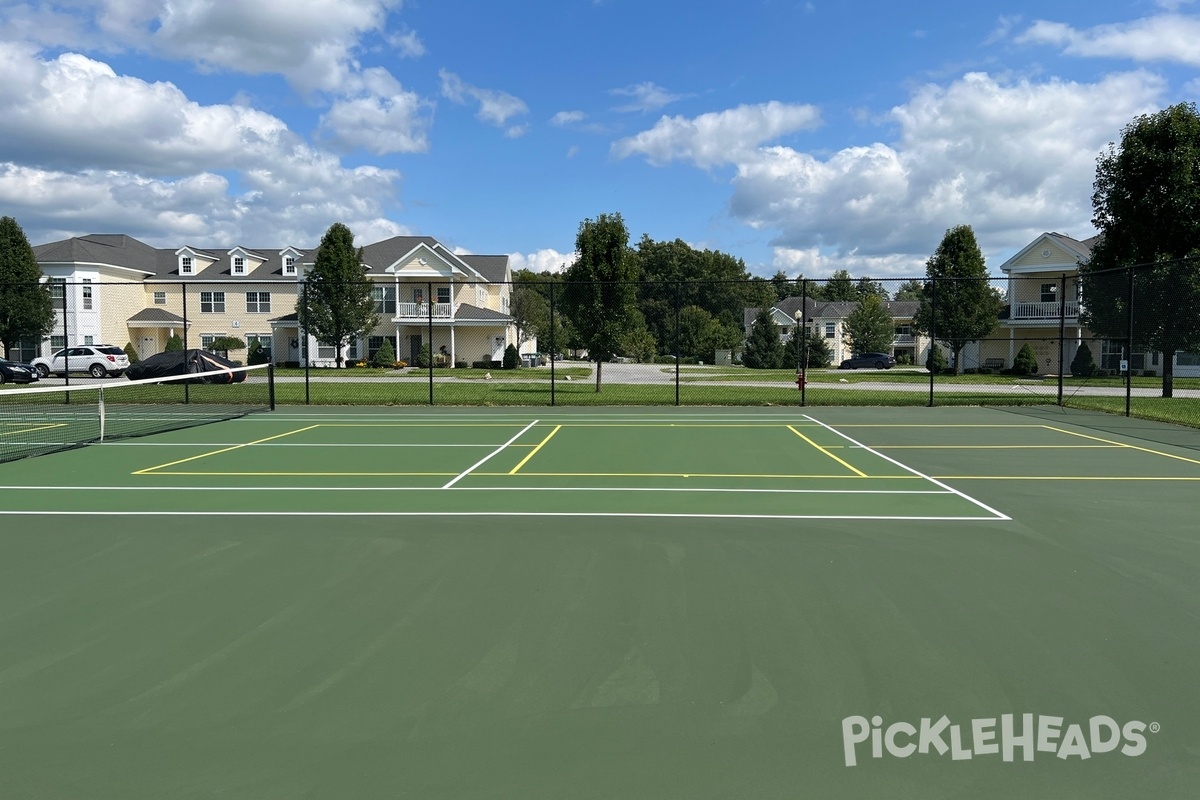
<box><xmin>962</xmin><ymin>367</ymin><xmax>978</xmax><ymax>375</ymax></box>
<box><xmin>414</xmin><ymin>343</ymin><xmax>431</xmax><ymax>369</ymax></box>
<box><xmin>455</xmin><ymin>361</ymin><xmax>468</xmax><ymax>369</ymax></box>
<box><xmin>164</xmin><ymin>334</ymin><xmax>183</xmax><ymax>352</ymax></box>
<box><xmin>502</xmin><ymin>343</ymin><xmax>521</xmax><ymax>370</ymax></box>
<box><xmin>925</xmin><ymin>345</ymin><xmax>946</xmax><ymax>372</ymax></box>
<box><xmin>371</xmin><ymin>340</ymin><xmax>396</xmax><ymax>368</ymax></box>
<box><xmin>123</xmin><ymin>342</ymin><xmax>140</xmax><ymax>364</ymax></box>
<box><xmin>392</xmin><ymin>360</ymin><xmax>408</xmax><ymax>369</ymax></box>
<box><xmin>471</xmin><ymin>360</ymin><xmax>491</xmax><ymax>369</ymax></box>
<box><xmin>1070</xmin><ymin>342</ymin><xmax>1096</xmax><ymax>377</ymax></box>
<box><xmin>1013</xmin><ymin>343</ymin><xmax>1039</xmax><ymax>375</ymax></box>
<box><xmin>247</xmin><ymin>339</ymin><xmax>269</xmax><ymax>366</ymax></box>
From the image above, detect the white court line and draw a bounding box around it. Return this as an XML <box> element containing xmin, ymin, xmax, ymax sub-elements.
<box><xmin>98</xmin><ymin>442</ymin><xmax>505</xmax><ymax>447</ymax></box>
<box><xmin>0</xmin><ymin>511</ymin><xmax>1001</xmax><ymax>521</ymax></box>
<box><xmin>0</xmin><ymin>484</ymin><xmax>951</xmax><ymax>495</ymax></box>
<box><xmin>803</xmin><ymin>414</ymin><xmax>1011</xmax><ymax>521</ymax></box>
<box><xmin>442</xmin><ymin>420</ymin><xmax>539</xmax><ymax>488</ymax></box>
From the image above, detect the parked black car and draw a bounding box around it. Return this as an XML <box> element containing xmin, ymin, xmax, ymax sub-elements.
<box><xmin>839</xmin><ymin>352</ymin><xmax>896</xmax><ymax>370</ymax></box>
<box><xmin>0</xmin><ymin>356</ymin><xmax>39</xmax><ymax>384</ymax></box>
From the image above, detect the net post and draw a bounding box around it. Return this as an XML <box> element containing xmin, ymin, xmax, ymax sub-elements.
<box><xmin>268</xmin><ymin>363</ymin><xmax>276</xmax><ymax>410</ymax></box>
<box><xmin>98</xmin><ymin>386</ymin><xmax>106</xmax><ymax>442</ymax></box>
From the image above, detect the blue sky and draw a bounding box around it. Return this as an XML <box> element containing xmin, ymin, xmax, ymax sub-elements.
<box><xmin>1</xmin><ymin>0</ymin><xmax>1197</xmax><ymax>277</ymax></box>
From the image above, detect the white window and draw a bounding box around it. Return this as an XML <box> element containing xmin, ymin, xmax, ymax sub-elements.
<box><xmin>49</xmin><ymin>278</ymin><xmax>66</xmax><ymax>304</ymax></box>
<box><xmin>200</xmin><ymin>334</ymin><xmax>220</xmax><ymax>351</ymax></box>
<box><xmin>84</xmin><ymin>335</ymin><xmax>94</xmax><ymax>345</ymax></box>
<box><xmin>246</xmin><ymin>291</ymin><xmax>271</xmax><ymax>313</ymax></box>
<box><xmin>476</xmin><ymin>286</ymin><xmax>486</xmax><ymax>306</ymax></box>
<box><xmin>825</xmin><ymin>322</ymin><xmax>836</xmax><ymax>339</ymax></box>
<box><xmin>437</xmin><ymin>286</ymin><xmax>451</xmax><ymax>305</ymax></box>
<box><xmin>181</xmin><ymin>256</ymin><xmax>193</xmax><ymax>275</ymax></box>
<box><xmin>233</xmin><ymin>256</ymin><xmax>245</xmax><ymax>275</ymax></box>
<box><xmin>284</xmin><ymin>257</ymin><xmax>296</xmax><ymax>275</ymax></box>
<box><xmin>82</xmin><ymin>279</ymin><xmax>93</xmax><ymax>310</ymax></box>
<box><xmin>200</xmin><ymin>291</ymin><xmax>225</xmax><ymax>313</ymax></box>
<box><xmin>154</xmin><ymin>291</ymin><xmax>167</xmax><ymax>305</ymax></box>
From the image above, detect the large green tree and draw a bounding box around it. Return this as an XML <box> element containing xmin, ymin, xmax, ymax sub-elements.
<box><xmin>844</xmin><ymin>293</ymin><xmax>895</xmax><ymax>355</ymax></box>
<box><xmin>560</xmin><ymin>213</ymin><xmax>639</xmax><ymax>390</ymax></box>
<box><xmin>296</xmin><ymin>222</ymin><xmax>378</xmax><ymax>368</ymax></box>
<box><xmin>742</xmin><ymin>307</ymin><xmax>785</xmax><ymax>369</ymax></box>
<box><xmin>914</xmin><ymin>225</ymin><xmax>1003</xmax><ymax>374</ymax></box>
<box><xmin>1080</xmin><ymin>103</ymin><xmax>1200</xmax><ymax>397</ymax></box>
<box><xmin>0</xmin><ymin>216</ymin><xmax>55</xmax><ymax>359</ymax></box>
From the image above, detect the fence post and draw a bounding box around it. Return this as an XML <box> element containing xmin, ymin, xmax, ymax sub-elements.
<box><xmin>302</xmin><ymin>281</ymin><xmax>310</xmax><ymax>405</ymax></box>
<box><xmin>800</xmin><ymin>280</ymin><xmax>808</xmax><ymax>407</ymax></box>
<box><xmin>1057</xmin><ymin>272</ymin><xmax>1067</xmax><ymax>406</ymax></box>
<box><xmin>928</xmin><ymin>277</ymin><xmax>936</xmax><ymax>408</ymax></box>
<box><xmin>427</xmin><ymin>280</ymin><xmax>434</xmax><ymax>406</ymax></box>
<box><xmin>674</xmin><ymin>281</ymin><xmax>682</xmax><ymax>406</ymax></box>
<box><xmin>182</xmin><ymin>281</ymin><xmax>189</xmax><ymax>405</ymax></box>
<box><xmin>549</xmin><ymin>280</ymin><xmax>557</xmax><ymax>406</ymax></box>
<box><xmin>1125</xmin><ymin>265</ymin><xmax>1134</xmax><ymax>417</ymax></box>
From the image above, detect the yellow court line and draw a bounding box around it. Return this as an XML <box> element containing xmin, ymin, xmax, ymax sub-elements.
<box><xmin>490</xmin><ymin>471</ymin><xmax>907</xmax><ymax>479</ymax></box>
<box><xmin>509</xmin><ymin>425</ymin><xmax>561</xmax><ymax>474</ymax></box>
<box><xmin>1042</xmin><ymin>426</ymin><xmax>1200</xmax><ymax>466</ymax></box>
<box><xmin>787</xmin><ymin>425</ymin><xmax>868</xmax><ymax>477</ymax></box>
<box><xmin>823</xmin><ymin>444</ymin><xmax>1121</xmax><ymax>450</ymax></box>
<box><xmin>133</xmin><ymin>425</ymin><xmax>320</xmax><ymax>474</ymax></box>
<box><xmin>143</xmin><ymin>471</ymin><xmax>457</xmax><ymax>477</ymax></box>
<box><xmin>0</xmin><ymin>422</ymin><xmax>69</xmax><ymax>436</ymax></box>
<box><xmin>314</xmin><ymin>423</ymin><xmax>539</xmax><ymax>428</ymax></box>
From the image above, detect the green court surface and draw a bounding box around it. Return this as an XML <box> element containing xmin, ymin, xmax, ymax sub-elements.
<box><xmin>1</xmin><ymin>405</ymin><xmax>1198</xmax><ymax>798</ymax></box>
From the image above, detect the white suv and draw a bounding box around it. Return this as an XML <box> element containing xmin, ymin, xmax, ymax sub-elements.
<box><xmin>32</xmin><ymin>345</ymin><xmax>131</xmax><ymax>378</ymax></box>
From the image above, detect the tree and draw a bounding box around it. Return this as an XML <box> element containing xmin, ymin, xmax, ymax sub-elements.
<box><xmin>247</xmin><ymin>339</ymin><xmax>269</xmax><ymax>366</ymax></box>
<box><xmin>1080</xmin><ymin>103</ymin><xmax>1200</xmax><ymax>397</ymax></box>
<box><xmin>502</xmin><ymin>343</ymin><xmax>521</xmax><ymax>370</ymax></box>
<box><xmin>817</xmin><ymin>269</ymin><xmax>856</xmax><ymax>301</ymax></box>
<box><xmin>164</xmin><ymin>334</ymin><xmax>183</xmax><ymax>352</ymax></box>
<box><xmin>208</xmin><ymin>335</ymin><xmax>245</xmax><ymax>356</ymax></box>
<box><xmin>510</xmin><ymin>283</ymin><xmax>549</xmax><ymax>351</ymax></box>
<box><xmin>0</xmin><ymin>216</ymin><xmax>55</xmax><ymax>359</ymax></box>
<box><xmin>123</xmin><ymin>342</ymin><xmax>140</xmax><ymax>364</ymax></box>
<box><xmin>787</xmin><ymin>325</ymin><xmax>831</xmax><ymax>369</ymax></box>
<box><xmin>913</xmin><ymin>225</ymin><xmax>1003</xmax><ymax>374</ymax></box>
<box><xmin>742</xmin><ymin>308</ymin><xmax>785</xmax><ymax>369</ymax></box>
<box><xmin>560</xmin><ymin>213</ymin><xmax>639</xmax><ymax>391</ymax></box>
<box><xmin>1013</xmin><ymin>343</ymin><xmax>1039</xmax><ymax>375</ymax></box>
<box><xmin>371</xmin><ymin>339</ymin><xmax>396</xmax><ymax>368</ymax></box>
<box><xmin>296</xmin><ymin>222</ymin><xmax>378</xmax><ymax>368</ymax></box>
<box><xmin>1070</xmin><ymin>342</ymin><xmax>1096</xmax><ymax>377</ymax></box>
<box><xmin>844</xmin><ymin>294</ymin><xmax>895</xmax><ymax>355</ymax></box>
<box><xmin>893</xmin><ymin>279</ymin><xmax>925</xmax><ymax>301</ymax></box>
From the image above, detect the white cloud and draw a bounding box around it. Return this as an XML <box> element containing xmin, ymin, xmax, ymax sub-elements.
<box><xmin>509</xmin><ymin>249</ymin><xmax>576</xmax><ymax>274</ymax></box>
<box><xmin>1017</xmin><ymin>14</ymin><xmax>1200</xmax><ymax>66</ymax></box>
<box><xmin>439</xmin><ymin>69</ymin><xmax>529</xmax><ymax>131</ymax></box>
<box><xmin>317</xmin><ymin>67</ymin><xmax>434</xmax><ymax>154</ymax></box>
<box><xmin>387</xmin><ymin>28</ymin><xmax>426</xmax><ymax>59</ymax></box>
<box><xmin>551</xmin><ymin>110</ymin><xmax>586</xmax><ymax>126</ymax></box>
<box><xmin>611</xmin><ymin>101</ymin><xmax>823</xmax><ymax>169</ymax></box>
<box><xmin>0</xmin><ymin>0</ymin><xmax>403</xmax><ymax>94</ymax></box>
<box><xmin>610</xmin><ymin>82</ymin><xmax>687</xmax><ymax>113</ymax></box>
<box><xmin>726</xmin><ymin>71</ymin><xmax>1166</xmax><ymax>277</ymax></box>
<box><xmin>0</xmin><ymin>44</ymin><xmax>405</xmax><ymax>246</ymax></box>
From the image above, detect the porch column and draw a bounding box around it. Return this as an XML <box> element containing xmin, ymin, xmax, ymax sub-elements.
<box><xmin>1008</xmin><ymin>328</ymin><xmax>1015</xmax><ymax>365</ymax></box>
<box><xmin>450</xmin><ymin>325</ymin><xmax>457</xmax><ymax>368</ymax></box>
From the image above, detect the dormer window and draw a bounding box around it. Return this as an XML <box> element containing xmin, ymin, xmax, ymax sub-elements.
<box><xmin>181</xmin><ymin>256</ymin><xmax>193</xmax><ymax>275</ymax></box>
<box><xmin>284</xmin><ymin>257</ymin><xmax>296</xmax><ymax>275</ymax></box>
<box><xmin>233</xmin><ymin>256</ymin><xmax>245</xmax><ymax>275</ymax></box>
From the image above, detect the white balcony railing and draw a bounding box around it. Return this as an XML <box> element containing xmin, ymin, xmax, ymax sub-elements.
<box><xmin>396</xmin><ymin>302</ymin><xmax>453</xmax><ymax>319</ymax></box>
<box><xmin>1011</xmin><ymin>300</ymin><xmax>1080</xmax><ymax>319</ymax></box>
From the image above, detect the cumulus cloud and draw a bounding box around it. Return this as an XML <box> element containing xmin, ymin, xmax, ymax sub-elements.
<box><xmin>726</xmin><ymin>71</ymin><xmax>1165</xmax><ymax>275</ymax></box>
<box><xmin>610</xmin><ymin>81</ymin><xmax>687</xmax><ymax>113</ymax></box>
<box><xmin>317</xmin><ymin>67</ymin><xmax>434</xmax><ymax>154</ymax></box>
<box><xmin>509</xmin><ymin>249</ymin><xmax>576</xmax><ymax>274</ymax></box>
<box><xmin>1017</xmin><ymin>14</ymin><xmax>1200</xmax><ymax>66</ymax></box>
<box><xmin>0</xmin><ymin>44</ymin><xmax>405</xmax><ymax>246</ymax></box>
<box><xmin>611</xmin><ymin>101</ymin><xmax>823</xmax><ymax>169</ymax></box>
<box><xmin>440</xmin><ymin>69</ymin><xmax>530</xmax><ymax>132</ymax></box>
<box><xmin>551</xmin><ymin>110</ymin><xmax>586</xmax><ymax>126</ymax></box>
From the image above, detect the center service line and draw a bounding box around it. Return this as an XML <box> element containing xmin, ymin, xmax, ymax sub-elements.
<box><xmin>802</xmin><ymin>414</ymin><xmax>1011</xmax><ymax>521</ymax></box>
<box><xmin>443</xmin><ymin>420</ymin><xmax>540</xmax><ymax>488</ymax></box>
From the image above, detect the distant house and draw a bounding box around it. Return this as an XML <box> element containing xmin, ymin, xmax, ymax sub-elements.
<box><xmin>28</xmin><ymin>233</ymin><xmax>525</xmax><ymax>368</ymax></box>
<box><xmin>743</xmin><ymin>296</ymin><xmax>928</xmax><ymax>366</ymax></box>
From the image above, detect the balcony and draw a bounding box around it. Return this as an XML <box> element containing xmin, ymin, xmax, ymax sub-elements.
<box><xmin>1011</xmin><ymin>300</ymin><xmax>1080</xmax><ymax>320</ymax></box>
<box><xmin>394</xmin><ymin>302</ymin><xmax>453</xmax><ymax>321</ymax></box>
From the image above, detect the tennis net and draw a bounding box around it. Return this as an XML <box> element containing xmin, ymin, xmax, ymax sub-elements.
<box><xmin>0</xmin><ymin>363</ymin><xmax>275</xmax><ymax>463</ymax></box>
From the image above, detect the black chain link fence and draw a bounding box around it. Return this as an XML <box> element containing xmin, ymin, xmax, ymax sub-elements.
<box><xmin>3</xmin><ymin>269</ymin><xmax>1198</xmax><ymax>428</ymax></box>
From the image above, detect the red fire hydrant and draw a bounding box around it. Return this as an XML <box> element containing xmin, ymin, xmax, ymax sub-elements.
<box><xmin>796</xmin><ymin>372</ymin><xmax>805</xmax><ymax>390</ymax></box>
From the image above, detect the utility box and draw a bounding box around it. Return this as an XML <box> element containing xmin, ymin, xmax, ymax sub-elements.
<box><xmin>715</xmin><ymin>349</ymin><xmax>732</xmax><ymax>366</ymax></box>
